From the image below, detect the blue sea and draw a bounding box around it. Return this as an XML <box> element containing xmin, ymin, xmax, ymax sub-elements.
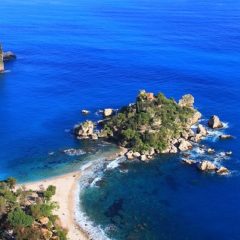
<box><xmin>1</xmin><ymin>0</ymin><xmax>240</xmax><ymax>239</ymax></box>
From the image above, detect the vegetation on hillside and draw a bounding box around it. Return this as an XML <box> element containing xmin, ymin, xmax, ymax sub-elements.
<box><xmin>0</xmin><ymin>178</ymin><xmax>67</xmax><ymax>240</ymax></box>
<box><xmin>101</xmin><ymin>90</ymin><xmax>195</xmax><ymax>152</ymax></box>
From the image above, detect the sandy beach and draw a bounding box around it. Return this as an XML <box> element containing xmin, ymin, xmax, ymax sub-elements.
<box><xmin>21</xmin><ymin>171</ymin><xmax>89</xmax><ymax>240</ymax></box>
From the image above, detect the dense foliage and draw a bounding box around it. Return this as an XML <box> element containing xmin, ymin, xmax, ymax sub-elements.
<box><xmin>102</xmin><ymin>91</ymin><xmax>195</xmax><ymax>152</ymax></box>
<box><xmin>0</xmin><ymin>178</ymin><xmax>67</xmax><ymax>240</ymax></box>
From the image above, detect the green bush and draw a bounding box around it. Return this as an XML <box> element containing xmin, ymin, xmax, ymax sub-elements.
<box><xmin>102</xmin><ymin>91</ymin><xmax>194</xmax><ymax>152</ymax></box>
<box><xmin>43</xmin><ymin>185</ymin><xmax>56</xmax><ymax>201</ymax></box>
<box><xmin>31</xmin><ymin>202</ymin><xmax>56</xmax><ymax>219</ymax></box>
<box><xmin>8</xmin><ymin>208</ymin><xmax>34</xmax><ymax>228</ymax></box>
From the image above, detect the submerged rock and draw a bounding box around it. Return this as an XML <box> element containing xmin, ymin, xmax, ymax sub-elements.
<box><xmin>208</xmin><ymin>115</ymin><xmax>223</xmax><ymax>129</ymax></box>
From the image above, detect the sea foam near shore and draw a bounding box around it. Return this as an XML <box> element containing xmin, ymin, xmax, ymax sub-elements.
<box><xmin>75</xmin><ymin>157</ymin><xmax>115</xmax><ymax>240</ymax></box>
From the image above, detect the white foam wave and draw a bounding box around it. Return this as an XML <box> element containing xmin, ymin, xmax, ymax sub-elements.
<box><xmin>74</xmin><ymin>159</ymin><xmax>112</xmax><ymax>240</ymax></box>
<box><xmin>106</xmin><ymin>156</ymin><xmax>125</xmax><ymax>170</ymax></box>
<box><xmin>63</xmin><ymin>148</ymin><xmax>86</xmax><ymax>156</ymax></box>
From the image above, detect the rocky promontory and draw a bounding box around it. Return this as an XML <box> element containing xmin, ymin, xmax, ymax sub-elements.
<box><xmin>0</xmin><ymin>44</ymin><xmax>16</xmax><ymax>73</ymax></box>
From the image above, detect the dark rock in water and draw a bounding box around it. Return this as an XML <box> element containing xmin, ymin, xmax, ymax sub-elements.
<box><xmin>105</xmin><ymin>198</ymin><xmax>124</xmax><ymax>219</ymax></box>
<box><xmin>219</xmin><ymin>134</ymin><xmax>233</xmax><ymax>140</ymax></box>
<box><xmin>3</xmin><ymin>51</ymin><xmax>16</xmax><ymax>61</ymax></box>
<box><xmin>95</xmin><ymin>179</ymin><xmax>106</xmax><ymax>187</ymax></box>
<box><xmin>225</xmin><ymin>151</ymin><xmax>233</xmax><ymax>156</ymax></box>
<box><xmin>208</xmin><ymin>115</ymin><xmax>223</xmax><ymax>129</ymax></box>
<box><xmin>81</xmin><ymin>109</ymin><xmax>90</xmax><ymax>115</ymax></box>
<box><xmin>0</xmin><ymin>46</ymin><xmax>4</xmax><ymax>72</ymax></box>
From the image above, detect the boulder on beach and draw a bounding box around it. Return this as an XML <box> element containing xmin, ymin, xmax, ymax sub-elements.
<box><xmin>208</xmin><ymin>115</ymin><xmax>223</xmax><ymax>129</ymax></box>
<box><xmin>198</xmin><ymin>160</ymin><xmax>218</xmax><ymax>172</ymax></box>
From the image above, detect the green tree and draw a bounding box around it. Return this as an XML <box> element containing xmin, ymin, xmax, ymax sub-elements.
<box><xmin>31</xmin><ymin>202</ymin><xmax>56</xmax><ymax>219</ymax></box>
<box><xmin>8</xmin><ymin>208</ymin><xmax>34</xmax><ymax>228</ymax></box>
<box><xmin>43</xmin><ymin>185</ymin><xmax>56</xmax><ymax>201</ymax></box>
<box><xmin>0</xmin><ymin>196</ymin><xmax>7</xmax><ymax>215</ymax></box>
<box><xmin>6</xmin><ymin>177</ymin><xmax>17</xmax><ymax>190</ymax></box>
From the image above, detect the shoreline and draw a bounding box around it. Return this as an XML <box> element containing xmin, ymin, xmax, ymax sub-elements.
<box><xmin>20</xmin><ymin>171</ymin><xmax>90</xmax><ymax>240</ymax></box>
<box><xmin>20</xmin><ymin>148</ymin><xmax>124</xmax><ymax>240</ymax></box>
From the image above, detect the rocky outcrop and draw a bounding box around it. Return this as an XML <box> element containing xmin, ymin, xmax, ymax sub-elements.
<box><xmin>0</xmin><ymin>45</ymin><xmax>4</xmax><ymax>72</ymax></box>
<box><xmin>207</xmin><ymin>148</ymin><xmax>215</xmax><ymax>154</ymax></box>
<box><xmin>140</xmin><ymin>154</ymin><xmax>148</xmax><ymax>161</ymax></box>
<box><xmin>216</xmin><ymin>166</ymin><xmax>230</xmax><ymax>175</ymax></box>
<box><xmin>74</xmin><ymin>120</ymin><xmax>94</xmax><ymax>138</ymax></box>
<box><xmin>208</xmin><ymin>115</ymin><xmax>223</xmax><ymax>129</ymax></box>
<box><xmin>197</xmin><ymin>124</ymin><xmax>208</xmax><ymax>136</ymax></box>
<box><xmin>182</xmin><ymin>159</ymin><xmax>197</xmax><ymax>165</ymax></box>
<box><xmin>39</xmin><ymin>217</ymin><xmax>49</xmax><ymax>225</ymax></box>
<box><xmin>126</xmin><ymin>151</ymin><xmax>134</xmax><ymax>160</ymax></box>
<box><xmin>219</xmin><ymin>134</ymin><xmax>233</xmax><ymax>140</ymax></box>
<box><xmin>198</xmin><ymin>160</ymin><xmax>218</xmax><ymax>172</ymax></box>
<box><xmin>3</xmin><ymin>51</ymin><xmax>16</xmax><ymax>61</ymax></box>
<box><xmin>103</xmin><ymin>108</ymin><xmax>113</xmax><ymax>117</ymax></box>
<box><xmin>188</xmin><ymin>111</ymin><xmax>202</xmax><ymax>125</ymax></box>
<box><xmin>81</xmin><ymin>109</ymin><xmax>90</xmax><ymax>115</ymax></box>
<box><xmin>178</xmin><ymin>94</ymin><xmax>194</xmax><ymax>108</ymax></box>
<box><xmin>178</xmin><ymin>139</ymin><xmax>192</xmax><ymax>151</ymax></box>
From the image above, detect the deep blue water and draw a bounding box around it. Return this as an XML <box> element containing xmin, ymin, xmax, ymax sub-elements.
<box><xmin>1</xmin><ymin>0</ymin><xmax>240</xmax><ymax>239</ymax></box>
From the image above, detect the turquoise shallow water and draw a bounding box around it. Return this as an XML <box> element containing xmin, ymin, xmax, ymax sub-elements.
<box><xmin>1</xmin><ymin>0</ymin><xmax>240</xmax><ymax>239</ymax></box>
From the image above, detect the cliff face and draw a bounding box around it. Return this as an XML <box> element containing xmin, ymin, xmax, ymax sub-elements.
<box><xmin>0</xmin><ymin>45</ymin><xmax>4</xmax><ymax>72</ymax></box>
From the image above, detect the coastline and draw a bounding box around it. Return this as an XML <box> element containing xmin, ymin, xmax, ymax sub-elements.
<box><xmin>20</xmin><ymin>171</ymin><xmax>90</xmax><ymax>240</ymax></box>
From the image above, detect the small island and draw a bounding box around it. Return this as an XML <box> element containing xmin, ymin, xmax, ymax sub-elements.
<box><xmin>74</xmin><ymin>90</ymin><xmax>232</xmax><ymax>175</ymax></box>
<box><xmin>75</xmin><ymin>90</ymin><xmax>201</xmax><ymax>157</ymax></box>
